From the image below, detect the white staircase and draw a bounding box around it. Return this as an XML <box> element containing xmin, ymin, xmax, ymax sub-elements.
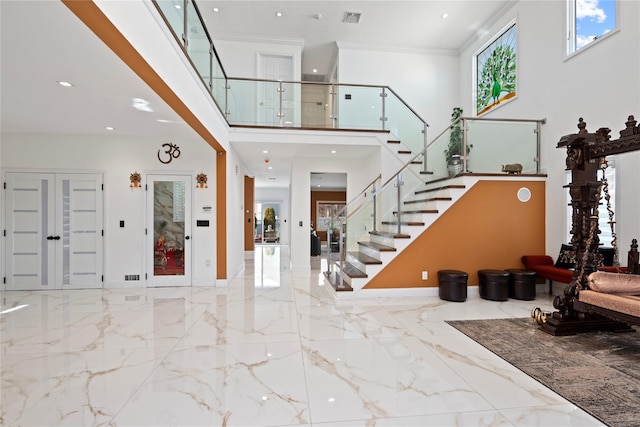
<box><xmin>327</xmin><ymin>175</ymin><xmax>478</xmax><ymax>296</ymax></box>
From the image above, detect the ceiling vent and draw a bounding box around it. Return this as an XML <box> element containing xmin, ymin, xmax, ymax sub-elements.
<box><xmin>302</xmin><ymin>73</ymin><xmax>327</xmax><ymax>82</ymax></box>
<box><xmin>343</xmin><ymin>11</ymin><xmax>362</xmax><ymax>24</ymax></box>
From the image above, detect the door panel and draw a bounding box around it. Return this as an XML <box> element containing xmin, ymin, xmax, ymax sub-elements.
<box><xmin>5</xmin><ymin>173</ymin><xmax>56</xmax><ymax>290</ymax></box>
<box><xmin>5</xmin><ymin>172</ymin><xmax>103</xmax><ymax>291</ymax></box>
<box><xmin>57</xmin><ymin>174</ymin><xmax>103</xmax><ymax>289</ymax></box>
<box><xmin>147</xmin><ymin>175</ymin><xmax>192</xmax><ymax>287</ymax></box>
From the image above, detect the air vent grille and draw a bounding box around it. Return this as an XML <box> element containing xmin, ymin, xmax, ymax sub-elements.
<box><xmin>125</xmin><ymin>274</ymin><xmax>140</xmax><ymax>281</ymax></box>
<box><xmin>302</xmin><ymin>73</ymin><xmax>327</xmax><ymax>82</ymax></box>
<box><xmin>343</xmin><ymin>11</ymin><xmax>362</xmax><ymax>24</ymax></box>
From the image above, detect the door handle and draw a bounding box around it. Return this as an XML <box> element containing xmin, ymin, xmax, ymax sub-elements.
<box><xmin>53</xmin><ymin>236</ymin><xmax>61</xmax><ymax>240</ymax></box>
<box><xmin>185</xmin><ymin>236</ymin><xmax>190</xmax><ymax>240</ymax></box>
<box><xmin>47</xmin><ymin>236</ymin><xmax>54</xmax><ymax>240</ymax></box>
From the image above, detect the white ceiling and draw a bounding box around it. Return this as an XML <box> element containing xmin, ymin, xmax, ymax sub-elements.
<box><xmin>1</xmin><ymin>0</ymin><xmax>511</xmax><ymax>189</ymax></box>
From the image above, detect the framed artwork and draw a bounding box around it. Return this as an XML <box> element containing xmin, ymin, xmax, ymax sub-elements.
<box><xmin>474</xmin><ymin>20</ymin><xmax>517</xmax><ymax>116</ymax></box>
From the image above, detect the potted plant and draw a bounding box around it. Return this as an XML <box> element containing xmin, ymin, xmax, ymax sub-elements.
<box><xmin>444</xmin><ymin>107</ymin><xmax>472</xmax><ymax>176</ymax></box>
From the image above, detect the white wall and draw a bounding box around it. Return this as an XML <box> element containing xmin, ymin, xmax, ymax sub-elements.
<box><xmin>290</xmin><ymin>154</ymin><xmax>380</xmax><ymax>272</ymax></box>
<box><xmin>1</xmin><ymin>133</ymin><xmax>217</xmax><ymax>288</ymax></box>
<box><xmin>213</xmin><ymin>37</ymin><xmax>303</xmax><ymax>80</ymax></box>
<box><xmin>337</xmin><ymin>44</ymin><xmax>460</xmax><ymax>138</ymax></box>
<box><xmin>458</xmin><ymin>0</ymin><xmax>640</xmax><ymax>255</ymax></box>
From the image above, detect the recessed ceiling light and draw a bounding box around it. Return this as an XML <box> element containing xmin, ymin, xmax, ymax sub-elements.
<box><xmin>105</xmin><ymin>126</ymin><xmax>115</xmax><ymax>131</ymax></box>
<box><xmin>317</xmin><ymin>184</ymin><xmax>321</xmax><ymax>187</ymax></box>
<box><xmin>268</xmin><ymin>166</ymin><xmax>273</xmax><ymax>170</ymax></box>
<box><xmin>57</xmin><ymin>81</ymin><xmax>73</xmax><ymax>87</ymax></box>
<box><xmin>262</xmin><ymin>150</ymin><xmax>269</xmax><ymax>154</ymax></box>
<box><xmin>441</xmin><ymin>13</ymin><xmax>449</xmax><ymax>19</ymax></box>
<box><xmin>312</xmin><ymin>69</ymin><xmax>318</xmax><ymax>73</ymax></box>
<box><xmin>213</xmin><ymin>7</ymin><xmax>219</xmax><ymax>12</ymax></box>
<box><xmin>275</xmin><ymin>12</ymin><xmax>283</xmax><ymax>17</ymax></box>
<box><xmin>174</xmin><ymin>4</ymin><xmax>181</xmax><ymax>9</ymax></box>
<box><xmin>331</xmin><ymin>150</ymin><xmax>337</xmax><ymax>154</ymax></box>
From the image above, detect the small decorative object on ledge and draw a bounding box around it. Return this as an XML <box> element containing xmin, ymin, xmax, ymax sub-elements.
<box><xmin>196</xmin><ymin>172</ymin><xmax>208</xmax><ymax>188</ymax></box>
<box><xmin>130</xmin><ymin>171</ymin><xmax>142</xmax><ymax>188</ymax></box>
<box><xmin>501</xmin><ymin>163</ymin><xmax>523</xmax><ymax>174</ymax></box>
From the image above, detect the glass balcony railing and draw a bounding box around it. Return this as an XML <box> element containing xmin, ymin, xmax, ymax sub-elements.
<box><xmin>152</xmin><ymin>0</ymin><xmax>429</xmax><ymax>155</ymax></box>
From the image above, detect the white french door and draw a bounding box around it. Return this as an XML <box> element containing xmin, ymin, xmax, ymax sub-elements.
<box><xmin>146</xmin><ymin>175</ymin><xmax>192</xmax><ymax>287</ymax></box>
<box><xmin>4</xmin><ymin>172</ymin><xmax>103</xmax><ymax>290</ymax></box>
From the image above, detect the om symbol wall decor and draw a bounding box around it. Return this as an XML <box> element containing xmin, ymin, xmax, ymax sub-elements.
<box><xmin>158</xmin><ymin>143</ymin><xmax>181</xmax><ymax>164</ymax></box>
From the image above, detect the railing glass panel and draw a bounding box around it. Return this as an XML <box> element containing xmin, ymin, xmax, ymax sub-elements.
<box><xmin>335</xmin><ymin>85</ymin><xmax>383</xmax><ymax>130</ymax></box>
<box><xmin>186</xmin><ymin>1</ymin><xmax>211</xmax><ymax>90</ymax></box>
<box><xmin>385</xmin><ymin>90</ymin><xmax>426</xmax><ymax>156</ymax></box>
<box><xmin>462</xmin><ymin>119</ymin><xmax>539</xmax><ymax>174</ymax></box>
<box><xmin>156</xmin><ymin>0</ymin><xmax>184</xmax><ymax>44</ymax></box>
<box><xmin>424</xmin><ymin>125</ymin><xmax>455</xmax><ymax>181</ymax></box>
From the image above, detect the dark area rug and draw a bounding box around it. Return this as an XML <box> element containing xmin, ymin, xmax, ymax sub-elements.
<box><xmin>446</xmin><ymin>317</ymin><xmax>640</xmax><ymax>427</ymax></box>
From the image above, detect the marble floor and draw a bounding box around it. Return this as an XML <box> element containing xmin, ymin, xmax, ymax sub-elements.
<box><xmin>0</xmin><ymin>246</ymin><xmax>604</xmax><ymax>426</ymax></box>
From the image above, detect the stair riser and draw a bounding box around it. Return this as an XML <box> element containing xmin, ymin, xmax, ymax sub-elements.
<box><xmin>345</xmin><ymin>255</ymin><xmax>368</xmax><ymax>272</ymax></box>
<box><xmin>369</xmin><ymin>234</ymin><xmax>395</xmax><ymax>247</ymax></box>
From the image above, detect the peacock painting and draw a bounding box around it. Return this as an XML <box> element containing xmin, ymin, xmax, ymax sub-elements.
<box><xmin>476</xmin><ymin>22</ymin><xmax>517</xmax><ymax>116</ymax></box>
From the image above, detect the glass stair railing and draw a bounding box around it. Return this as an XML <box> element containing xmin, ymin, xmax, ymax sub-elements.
<box><xmin>326</xmin><ymin>116</ymin><xmax>545</xmax><ymax>291</ymax></box>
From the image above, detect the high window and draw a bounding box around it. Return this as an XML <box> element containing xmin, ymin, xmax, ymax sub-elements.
<box><xmin>567</xmin><ymin>0</ymin><xmax>617</xmax><ymax>55</ymax></box>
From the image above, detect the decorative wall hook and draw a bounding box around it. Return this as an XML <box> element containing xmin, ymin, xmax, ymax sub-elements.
<box><xmin>196</xmin><ymin>172</ymin><xmax>208</xmax><ymax>188</ymax></box>
<box><xmin>130</xmin><ymin>171</ymin><xmax>142</xmax><ymax>188</ymax></box>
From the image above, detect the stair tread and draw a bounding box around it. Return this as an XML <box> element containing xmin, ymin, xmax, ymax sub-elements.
<box><xmin>387</xmin><ymin>139</ymin><xmax>401</xmax><ymax>144</ymax></box>
<box><xmin>394</xmin><ymin>209</ymin><xmax>439</xmax><ymax>214</ymax></box>
<box><xmin>398</xmin><ymin>150</ymin><xmax>412</xmax><ymax>154</ymax></box>
<box><xmin>358</xmin><ymin>241</ymin><xmax>397</xmax><ymax>251</ymax></box>
<box><xmin>370</xmin><ymin>230</ymin><xmax>411</xmax><ymax>238</ymax></box>
<box><xmin>381</xmin><ymin>221</ymin><xmax>425</xmax><ymax>226</ymax></box>
<box><xmin>415</xmin><ymin>184</ymin><xmax>465</xmax><ymax>195</ymax></box>
<box><xmin>404</xmin><ymin>197</ymin><xmax>452</xmax><ymax>205</ymax></box>
<box><xmin>343</xmin><ymin>263</ymin><xmax>367</xmax><ymax>278</ymax></box>
<box><xmin>348</xmin><ymin>251</ymin><xmax>382</xmax><ymax>265</ymax></box>
<box><xmin>419</xmin><ymin>171</ymin><xmax>435</xmax><ymax>175</ymax></box>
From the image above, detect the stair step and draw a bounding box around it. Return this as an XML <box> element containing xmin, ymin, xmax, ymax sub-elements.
<box><xmin>387</xmin><ymin>139</ymin><xmax>401</xmax><ymax>144</ymax></box>
<box><xmin>415</xmin><ymin>184</ymin><xmax>465</xmax><ymax>195</ymax></box>
<box><xmin>348</xmin><ymin>251</ymin><xmax>382</xmax><ymax>265</ymax></box>
<box><xmin>358</xmin><ymin>241</ymin><xmax>397</xmax><ymax>252</ymax></box>
<box><xmin>323</xmin><ymin>272</ymin><xmax>353</xmax><ymax>292</ymax></box>
<box><xmin>370</xmin><ymin>230</ymin><xmax>411</xmax><ymax>239</ymax></box>
<box><xmin>343</xmin><ymin>263</ymin><xmax>367</xmax><ymax>278</ymax></box>
<box><xmin>394</xmin><ymin>209</ymin><xmax>439</xmax><ymax>215</ymax></box>
<box><xmin>410</xmin><ymin>160</ymin><xmax>422</xmax><ymax>165</ymax></box>
<box><xmin>404</xmin><ymin>197</ymin><xmax>452</xmax><ymax>205</ymax></box>
<box><xmin>398</xmin><ymin>150</ymin><xmax>412</xmax><ymax>154</ymax></box>
<box><xmin>419</xmin><ymin>171</ymin><xmax>434</xmax><ymax>175</ymax></box>
<box><xmin>381</xmin><ymin>221</ymin><xmax>425</xmax><ymax>227</ymax></box>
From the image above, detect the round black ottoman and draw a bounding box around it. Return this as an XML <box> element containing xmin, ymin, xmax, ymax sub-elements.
<box><xmin>506</xmin><ymin>269</ymin><xmax>537</xmax><ymax>300</ymax></box>
<box><xmin>438</xmin><ymin>270</ymin><xmax>468</xmax><ymax>302</ymax></box>
<box><xmin>478</xmin><ymin>269</ymin><xmax>510</xmax><ymax>301</ymax></box>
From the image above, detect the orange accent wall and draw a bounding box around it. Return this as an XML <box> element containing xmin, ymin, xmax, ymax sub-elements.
<box><xmin>311</xmin><ymin>190</ymin><xmax>346</xmax><ymax>241</ymax></box>
<box><xmin>364</xmin><ymin>180</ymin><xmax>545</xmax><ymax>289</ymax></box>
<box><xmin>244</xmin><ymin>176</ymin><xmax>255</xmax><ymax>251</ymax></box>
